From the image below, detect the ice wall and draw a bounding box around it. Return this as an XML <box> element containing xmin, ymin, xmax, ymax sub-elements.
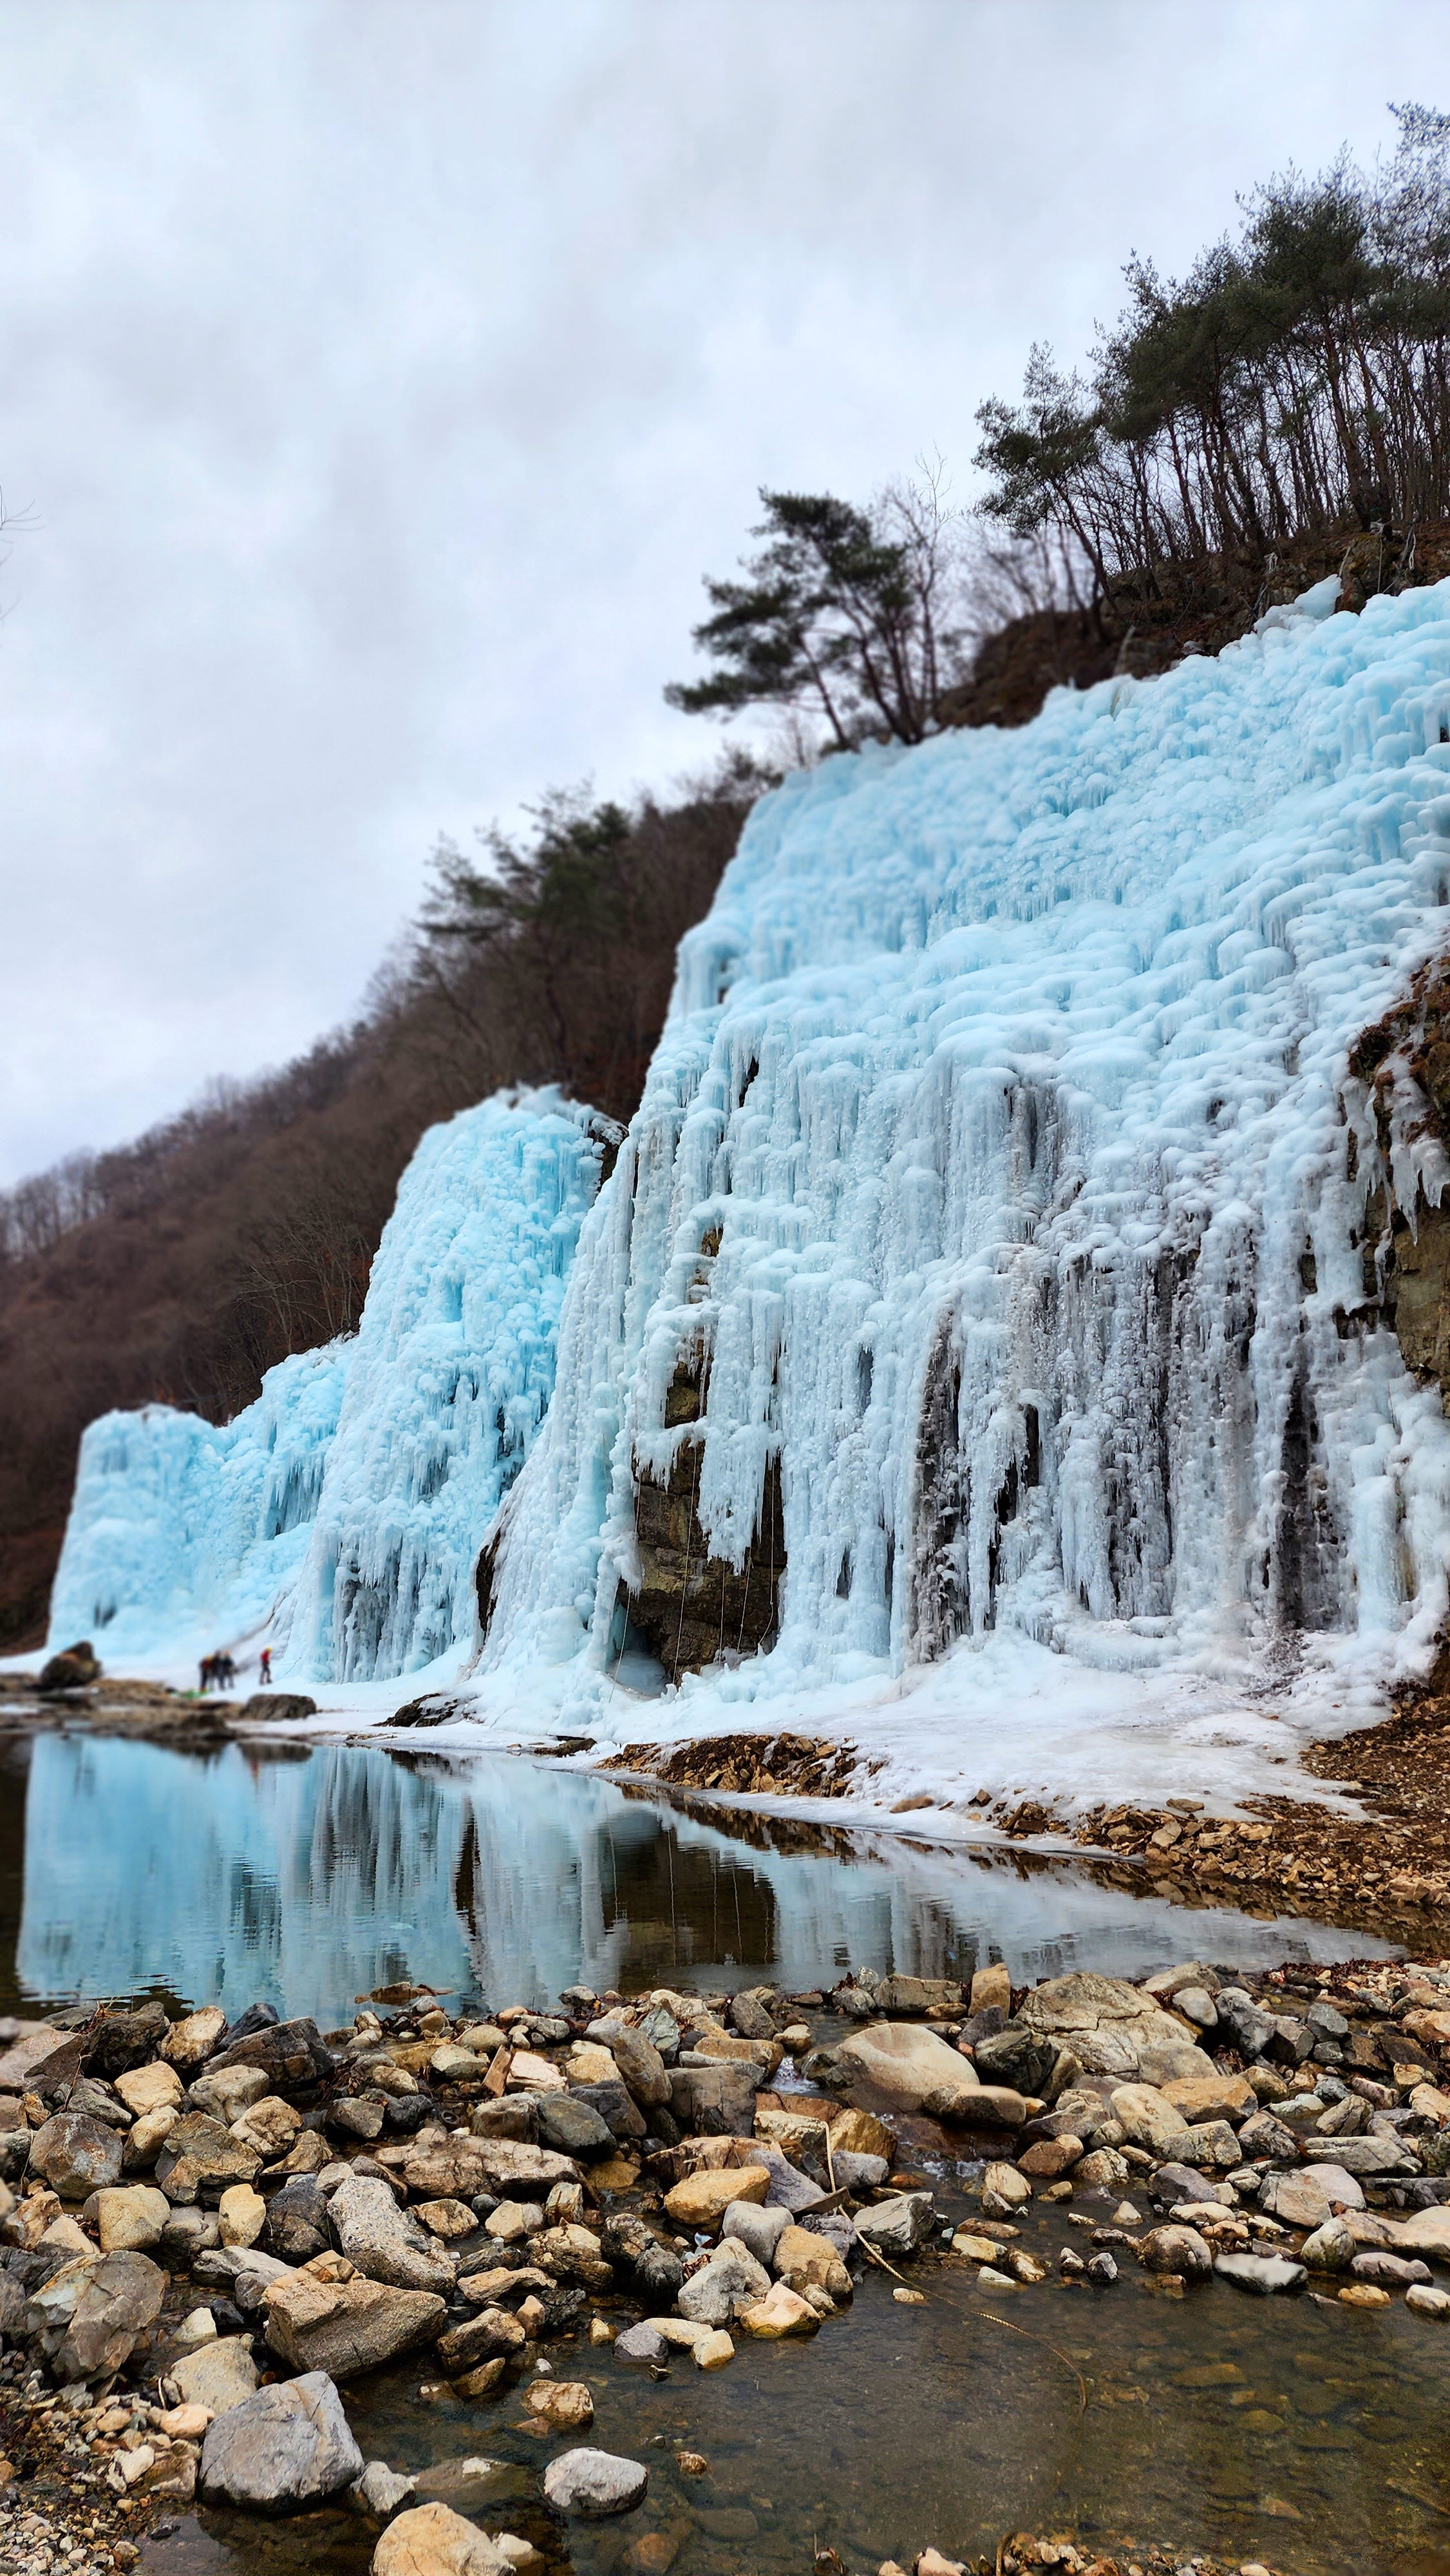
<box><xmin>47</xmin><ymin>1341</ymin><xmax>352</xmax><ymax>1667</ymax></box>
<box><xmin>483</xmin><ymin>578</ymin><xmax>1450</xmax><ymax>1716</ymax></box>
<box><xmin>49</xmin><ymin>1087</ymin><xmax>606</xmax><ymax>1680</ymax></box>
<box><xmin>285</xmin><ymin>1088</ymin><xmax>610</xmax><ymax>1682</ymax></box>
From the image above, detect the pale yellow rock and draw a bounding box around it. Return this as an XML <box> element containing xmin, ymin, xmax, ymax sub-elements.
<box><xmin>826</xmin><ymin>2106</ymin><xmax>895</xmax><ymax>2161</ymax></box>
<box><xmin>950</xmin><ymin>2232</ymin><xmax>1001</xmax><ymax>2262</ymax></box>
<box><xmin>504</xmin><ymin>2051</ymin><xmax>567</xmax><ymax>2094</ymax></box>
<box><xmin>416</xmin><ymin>2198</ymin><xmax>477</xmax><ymax>2240</ymax></box>
<box><xmin>1410</xmin><ymin>2082</ymin><xmax>1450</xmax><ymax>2125</ymax></box>
<box><xmin>123</xmin><ymin>2105</ymin><xmax>180</xmax><ymax>2170</ymax></box>
<box><xmin>155</xmin><ymin>2403</ymin><xmax>212</xmax><ymax>2439</ymax></box>
<box><xmin>523</xmin><ymin>2379</ymin><xmax>594</xmax><ymax>2430</ymax></box>
<box><xmin>773</xmin><ymin>2223</ymin><xmax>851</xmax><ymax>2298</ymax></box>
<box><xmin>1109</xmin><ymin>2083</ymin><xmax>1189</xmax><ymax>2153</ymax></box>
<box><xmin>1159</xmin><ymin>2072</ymin><xmax>1255</xmax><ymax>2123</ymax></box>
<box><xmin>1339</xmin><ymin>2282</ymin><xmax>1392</xmax><ymax>2308</ymax></box>
<box><xmin>39</xmin><ymin>2213</ymin><xmax>92</xmax><ymax>2257</ymax></box>
<box><xmin>373</xmin><ymin>2499</ymin><xmax>513</xmax><ymax>2575</ymax></box>
<box><xmin>981</xmin><ymin>2161</ymin><xmax>1031</xmax><ymax>2211</ymax></box>
<box><xmin>754</xmin><ymin>2106</ymin><xmax>829</xmax><ymax>2157</ymax></box>
<box><xmin>663</xmin><ymin>2166</ymin><xmax>770</xmax><ymax>2231</ymax></box>
<box><xmin>114</xmin><ymin>2061</ymin><xmax>184</xmax><ymax>2118</ymax></box>
<box><xmin>739</xmin><ymin>2278</ymin><xmax>820</xmax><ymax>2338</ymax></box>
<box><xmin>893</xmin><ymin>2287</ymin><xmax>927</xmax><ymax>2306</ymax></box>
<box><xmin>93</xmin><ymin>2186</ymin><xmax>169</xmax><ymax>2253</ymax></box>
<box><xmin>229</xmin><ymin>2096</ymin><xmax>301</xmax><ymax>2158</ymax></box>
<box><xmin>693</xmin><ymin>2327</ymin><xmax>735</xmax><ymax>2369</ymax></box>
<box><xmin>160</xmin><ymin>2006</ymin><xmax>227</xmax><ymax>2070</ymax></box>
<box><xmin>565</xmin><ymin>2042</ymin><xmax>617</xmax><ymax>2085</ymax></box>
<box><xmin>218</xmin><ymin>2184</ymin><xmax>266</xmax><ymax>2248</ymax></box>
<box><xmin>970</xmin><ymin>1964</ymin><xmax>1012</xmax><ymax>2016</ymax></box>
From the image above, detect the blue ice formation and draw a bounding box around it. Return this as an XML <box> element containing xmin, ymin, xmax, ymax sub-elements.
<box><xmin>48</xmin><ymin>1088</ymin><xmax>607</xmax><ymax>1678</ymax></box>
<box><xmin>47</xmin><ymin>1340</ymin><xmax>352</xmax><ymax>1670</ymax></box>
<box><xmin>482</xmin><ymin>578</ymin><xmax>1450</xmax><ymax>1709</ymax></box>
<box><xmin>287</xmin><ymin>1087</ymin><xmax>610</xmax><ymax>1680</ymax></box>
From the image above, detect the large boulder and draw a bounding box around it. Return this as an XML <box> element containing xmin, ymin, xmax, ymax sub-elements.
<box><xmin>87</xmin><ymin>2005</ymin><xmax>171</xmax><ymax>2079</ymax></box>
<box><xmin>677</xmin><ymin>2239</ymin><xmax>771</xmax><ymax>2325</ymax></box>
<box><xmin>55</xmin><ymin>2249</ymin><xmax>165</xmax><ymax>2381</ymax></box>
<box><xmin>154</xmin><ymin>2113</ymin><xmax>261</xmax><ymax>2204</ymax></box>
<box><xmin>328</xmin><ymin>2175</ymin><xmax>455</xmax><ymax>2294</ymax></box>
<box><xmin>1017</xmin><ymin>1976</ymin><xmax>1213</xmax><ymax>2081</ymax></box>
<box><xmin>91</xmin><ymin>2185</ymin><xmax>169</xmax><ymax>2252</ymax></box>
<box><xmin>38</xmin><ymin>1642</ymin><xmax>100</xmax><ymax>1694</ymax></box>
<box><xmin>191</xmin><ymin>2064</ymin><xmax>271</xmax><ymax>2123</ymax></box>
<box><xmin>206</xmin><ymin>2016</ymin><xmax>335</xmax><ymax>2092</ymax></box>
<box><xmin>666</xmin><ymin>2065</ymin><xmax>758</xmax><ymax>2136</ymax></box>
<box><xmin>1138</xmin><ymin>2225</ymin><xmax>1212</xmax><ymax>2280</ymax></box>
<box><xmin>160</xmin><ymin>2006</ymin><xmax>228</xmax><ymax>2072</ymax></box>
<box><xmin>1212</xmin><ymin>1989</ymin><xmax>1277</xmax><ymax>2060</ymax></box>
<box><xmin>538</xmin><ymin>2095</ymin><xmax>616</xmax><ymax>2158</ymax></box>
<box><xmin>1109</xmin><ymin>2085</ymin><xmax>1189</xmax><ymax>2154</ymax></box>
<box><xmin>542</xmin><ymin>2447</ymin><xmax>648</xmax><ymax>2519</ymax></box>
<box><xmin>854</xmin><ymin>2192</ymin><xmax>934</xmax><ymax>2257</ymax></box>
<box><xmin>265</xmin><ymin>2175</ymin><xmax>333</xmax><ymax>2263</ymax></box>
<box><xmin>373</xmin><ymin>2502</ymin><xmax>515</xmax><ymax>2575</ymax></box>
<box><xmin>1159</xmin><ymin>2071</ymin><xmax>1255</xmax><ymax>2125</ymax></box>
<box><xmin>836</xmin><ymin>2022</ymin><xmax>968</xmax><ymax>2108</ymax></box>
<box><xmin>606</xmin><ymin>2025</ymin><xmax>670</xmax><ymax>2108</ymax></box>
<box><xmin>28</xmin><ymin>2112</ymin><xmax>124</xmax><ymax>2200</ymax></box>
<box><xmin>170</xmin><ymin>2334</ymin><xmax>259</xmax><ymax>2415</ymax></box>
<box><xmin>199</xmin><ymin>2371</ymin><xmax>362</xmax><ymax>2512</ymax></box>
<box><xmin>972</xmin><ymin>2027</ymin><xmax>1059</xmax><ymax>2097</ymax></box>
<box><xmin>263</xmin><ymin>2260</ymin><xmax>446</xmax><ymax>2379</ymax></box>
<box><xmin>566</xmin><ymin>2079</ymin><xmax>646</xmax><ymax>2143</ymax></box>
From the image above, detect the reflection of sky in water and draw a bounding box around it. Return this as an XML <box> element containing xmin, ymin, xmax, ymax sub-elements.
<box><xmin>9</xmin><ymin>1733</ymin><xmax>1395</xmax><ymax>2025</ymax></box>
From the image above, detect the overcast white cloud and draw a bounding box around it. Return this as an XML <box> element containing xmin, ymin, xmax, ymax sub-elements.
<box><xmin>0</xmin><ymin>0</ymin><xmax>1444</xmax><ymax>1181</ymax></box>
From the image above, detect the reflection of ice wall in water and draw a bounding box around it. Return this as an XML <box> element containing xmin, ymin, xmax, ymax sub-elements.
<box><xmin>13</xmin><ymin>1736</ymin><xmax>1384</xmax><ymax>2023</ymax></box>
<box><xmin>14</xmin><ymin>1734</ymin><xmax>477</xmax><ymax>2020</ymax></box>
<box><xmin>46</xmin><ymin>1344</ymin><xmax>353</xmax><ymax>1667</ymax></box>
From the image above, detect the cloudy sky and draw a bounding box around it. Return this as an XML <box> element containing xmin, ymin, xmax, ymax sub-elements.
<box><xmin>0</xmin><ymin>0</ymin><xmax>1444</xmax><ymax>1184</ymax></box>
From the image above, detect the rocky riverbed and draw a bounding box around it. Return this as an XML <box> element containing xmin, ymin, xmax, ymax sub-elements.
<box><xmin>4</xmin><ymin>1954</ymin><xmax>1450</xmax><ymax>2575</ymax></box>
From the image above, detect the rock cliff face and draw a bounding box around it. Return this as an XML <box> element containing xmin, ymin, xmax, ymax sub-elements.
<box><xmin>1347</xmin><ymin>957</ymin><xmax>1450</xmax><ymax>1388</ymax></box>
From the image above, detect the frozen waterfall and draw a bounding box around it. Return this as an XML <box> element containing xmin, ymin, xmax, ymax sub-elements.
<box><xmin>47</xmin><ymin>1340</ymin><xmax>353</xmax><ymax>1669</ymax></box>
<box><xmin>47</xmin><ymin>1087</ymin><xmax>608</xmax><ymax>1678</ymax></box>
<box><xmin>285</xmin><ymin>1086</ymin><xmax>610</xmax><ymax>1681</ymax></box>
<box><xmin>481</xmin><ymin>577</ymin><xmax>1450</xmax><ymax>1725</ymax></box>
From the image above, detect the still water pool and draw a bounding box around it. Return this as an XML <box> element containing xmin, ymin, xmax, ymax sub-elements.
<box><xmin>4</xmin><ymin>1720</ymin><xmax>1438</xmax><ymax>2576</ymax></box>
<box><xmin>0</xmin><ymin>1723</ymin><xmax>1393</xmax><ymax>2025</ymax></box>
